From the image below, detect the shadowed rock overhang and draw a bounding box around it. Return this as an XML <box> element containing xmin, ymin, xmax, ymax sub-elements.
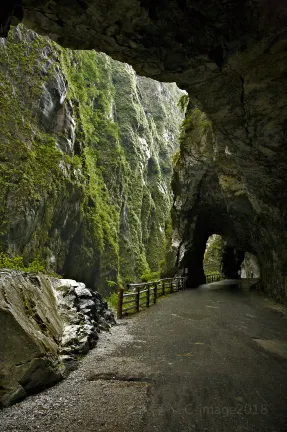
<box><xmin>2</xmin><ymin>1</ymin><xmax>287</xmax><ymax>303</ymax></box>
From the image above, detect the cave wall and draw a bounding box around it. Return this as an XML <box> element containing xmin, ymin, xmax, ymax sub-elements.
<box><xmin>2</xmin><ymin>1</ymin><xmax>286</xmax><ymax>81</ymax></box>
<box><xmin>171</xmin><ymin>105</ymin><xmax>287</xmax><ymax>304</ymax></box>
<box><xmin>0</xmin><ymin>25</ymin><xmax>184</xmax><ymax>293</ymax></box>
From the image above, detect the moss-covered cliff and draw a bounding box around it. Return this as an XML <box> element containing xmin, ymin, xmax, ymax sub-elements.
<box><xmin>0</xmin><ymin>25</ymin><xmax>184</xmax><ymax>293</ymax></box>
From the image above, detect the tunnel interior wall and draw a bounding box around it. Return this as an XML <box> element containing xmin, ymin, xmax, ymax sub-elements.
<box><xmin>171</xmin><ymin>105</ymin><xmax>287</xmax><ymax>305</ymax></box>
<box><xmin>222</xmin><ymin>247</ymin><xmax>245</xmax><ymax>280</ymax></box>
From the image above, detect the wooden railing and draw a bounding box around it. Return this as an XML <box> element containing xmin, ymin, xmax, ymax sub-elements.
<box><xmin>117</xmin><ymin>277</ymin><xmax>187</xmax><ymax>319</ymax></box>
<box><xmin>205</xmin><ymin>272</ymin><xmax>224</xmax><ymax>283</ymax></box>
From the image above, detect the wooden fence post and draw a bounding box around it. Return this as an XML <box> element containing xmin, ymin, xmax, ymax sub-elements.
<box><xmin>162</xmin><ymin>280</ymin><xmax>165</xmax><ymax>296</ymax></box>
<box><xmin>117</xmin><ymin>289</ymin><xmax>124</xmax><ymax>319</ymax></box>
<box><xmin>170</xmin><ymin>279</ymin><xmax>173</xmax><ymax>293</ymax></box>
<box><xmin>177</xmin><ymin>278</ymin><xmax>180</xmax><ymax>291</ymax></box>
<box><xmin>146</xmin><ymin>285</ymin><xmax>150</xmax><ymax>308</ymax></box>
<box><xmin>136</xmin><ymin>286</ymin><xmax>140</xmax><ymax>312</ymax></box>
<box><xmin>154</xmin><ymin>282</ymin><xmax>157</xmax><ymax>304</ymax></box>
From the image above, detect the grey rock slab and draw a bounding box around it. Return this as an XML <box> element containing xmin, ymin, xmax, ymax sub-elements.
<box><xmin>0</xmin><ymin>270</ymin><xmax>115</xmax><ymax>407</ymax></box>
<box><xmin>75</xmin><ymin>286</ymin><xmax>92</xmax><ymax>298</ymax></box>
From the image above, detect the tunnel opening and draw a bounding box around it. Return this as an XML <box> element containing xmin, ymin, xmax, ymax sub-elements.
<box><xmin>241</xmin><ymin>252</ymin><xmax>261</xmax><ymax>279</ymax></box>
<box><xmin>203</xmin><ymin>234</ymin><xmax>224</xmax><ymax>278</ymax></box>
<box><xmin>182</xmin><ymin>213</ymin><xmax>247</xmax><ymax>289</ymax></box>
<box><xmin>221</xmin><ymin>246</ymin><xmax>245</xmax><ymax>280</ymax></box>
<box><xmin>202</xmin><ymin>234</ymin><xmax>245</xmax><ymax>282</ymax></box>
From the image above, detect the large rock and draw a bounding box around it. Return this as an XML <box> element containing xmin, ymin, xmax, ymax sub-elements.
<box><xmin>2</xmin><ymin>2</ymin><xmax>285</xmax><ymax>82</ymax></box>
<box><xmin>0</xmin><ymin>270</ymin><xmax>63</xmax><ymax>407</ymax></box>
<box><xmin>0</xmin><ymin>270</ymin><xmax>115</xmax><ymax>408</ymax></box>
<box><xmin>52</xmin><ymin>278</ymin><xmax>116</xmax><ymax>359</ymax></box>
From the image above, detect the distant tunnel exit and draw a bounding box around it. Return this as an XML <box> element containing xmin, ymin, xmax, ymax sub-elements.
<box><xmin>203</xmin><ymin>234</ymin><xmax>224</xmax><ymax>277</ymax></box>
<box><xmin>184</xmin><ymin>232</ymin><xmax>250</xmax><ymax>288</ymax></box>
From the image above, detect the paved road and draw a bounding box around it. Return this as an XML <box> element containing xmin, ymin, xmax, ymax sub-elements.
<box><xmin>1</xmin><ymin>281</ymin><xmax>287</xmax><ymax>432</ymax></box>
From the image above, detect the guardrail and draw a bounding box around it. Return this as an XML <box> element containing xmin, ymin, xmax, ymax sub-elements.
<box><xmin>205</xmin><ymin>272</ymin><xmax>224</xmax><ymax>283</ymax></box>
<box><xmin>117</xmin><ymin>277</ymin><xmax>187</xmax><ymax>319</ymax></box>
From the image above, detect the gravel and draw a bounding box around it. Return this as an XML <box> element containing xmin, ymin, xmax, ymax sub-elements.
<box><xmin>0</xmin><ymin>319</ymin><xmax>150</xmax><ymax>432</ymax></box>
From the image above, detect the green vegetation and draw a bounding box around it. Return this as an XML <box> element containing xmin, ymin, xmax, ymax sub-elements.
<box><xmin>172</xmin><ymin>150</ymin><xmax>181</xmax><ymax>167</ymax></box>
<box><xmin>105</xmin><ymin>292</ymin><xmax>118</xmax><ymax>310</ymax></box>
<box><xmin>203</xmin><ymin>235</ymin><xmax>225</xmax><ymax>274</ymax></box>
<box><xmin>179</xmin><ymin>107</ymin><xmax>212</xmax><ymax>147</ymax></box>
<box><xmin>0</xmin><ymin>25</ymin><xmax>76</xmax><ymax>265</ymax></box>
<box><xmin>106</xmin><ymin>280</ymin><xmax>117</xmax><ymax>289</ymax></box>
<box><xmin>177</xmin><ymin>94</ymin><xmax>189</xmax><ymax>113</ymax></box>
<box><xmin>0</xmin><ymin>26</ymin><xmax>184</xmax><ymax>294</ymax></box>
<box><xmin>140</xmin><ymin>271</ymin><xmax>161</xmax><ymax>282</ymax></box>
<box><xmin>205</xmin><ymin>270</ymin><xmax>224</xmax><ymax>277</ymax></box>
<box><xmin>160</xmin><ymin>214</ymin><xmax>177</xmax><ymax>278</ymax></box>
<box><xmin>171</xmin><ymin>106</ymin><xmax>214</xmax><ymax>211</ymax></box>
<box><xmin>59</xmin><ymin>50</ymin><xmax>123</xmax><ymax>290</ymax></box>
<box><xmin>0</xmin><ymin>252</ymin><xmax>62</xmax><ymax>275</ymax></box>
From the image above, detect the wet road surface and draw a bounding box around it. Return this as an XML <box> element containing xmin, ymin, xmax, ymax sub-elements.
<box><xmin>1</xmin><ymin>281</ymin><xmax>287</xmax><ymax>432</ymax></box>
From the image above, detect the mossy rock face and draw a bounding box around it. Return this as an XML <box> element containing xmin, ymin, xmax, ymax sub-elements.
<box><xmin>0</xmin><ymin>25</ymin><xmax>184</xmax><ymax>294</ymax></box>
<box><xmin>203</xmin><ymin>234</ymin><xmax>224</xmax><ymax>274</ymax></box>
<box><xmin>2</xmin><ymin>0</ymin><xmax>287</xmax><ymax>301</ymax></box>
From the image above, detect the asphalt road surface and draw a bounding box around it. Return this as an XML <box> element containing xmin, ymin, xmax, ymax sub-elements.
<box><xmin>1</xmin><ymin>280</ymin><xmax>287</xmax><ymax>432</ymax></box>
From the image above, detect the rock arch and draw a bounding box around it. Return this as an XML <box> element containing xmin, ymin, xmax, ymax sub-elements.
<box><xmin>1</xmin><ymin>1</ymin><xmax>287</xmax><ymax>302</ymax></box>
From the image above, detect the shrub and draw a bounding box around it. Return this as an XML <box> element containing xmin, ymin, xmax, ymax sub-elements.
<box><xmin>105</xmin><ymin>292</ymin><xmax>118</xmax><ymax>310</ymax></box>
<box><xmin>140</xmin><ymin>271</ymin><xmax>161</xmax><ymax>282</ymax></box>
<box><xmin>0</xmin><ymin>252</ymin><xmax>57</xmax><ymax>275</ymax></box>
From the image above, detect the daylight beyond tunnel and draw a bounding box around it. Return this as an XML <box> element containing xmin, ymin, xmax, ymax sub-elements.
<box><xmin>185</xmin><ymin>230</ymin><xmax>260</xmax><ymax>288</ymax></box>
<box><xmin>203</xmin><ymin>235</ymin><xmax>259</xmax><ymax>282</ymax></box>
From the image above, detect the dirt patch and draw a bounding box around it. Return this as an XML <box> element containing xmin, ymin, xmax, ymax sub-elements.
<box><xmin>253</xmin><ymin>339</ymin><xmax>287</xmax><ymax>359</ymax></box>
<box><xmin>86</xmin><ymin>373</ymin><xmax>152</xmax><ymax>383</ymax></box>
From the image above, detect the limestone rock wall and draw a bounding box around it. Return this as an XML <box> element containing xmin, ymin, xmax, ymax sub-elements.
<box><xmin>0</xmin><ymin>25</ymin><xmax>183</xmax><ymax>293</ymax></box>
<box><xmin>171</xmin><ymin>104</ymin><xmax>287</xmax><ymax>304</ymax></box>
<box><xmin>0</xmin><ymin>269</ymin><xmax>115</xmax><ymax>407</ymax></box>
